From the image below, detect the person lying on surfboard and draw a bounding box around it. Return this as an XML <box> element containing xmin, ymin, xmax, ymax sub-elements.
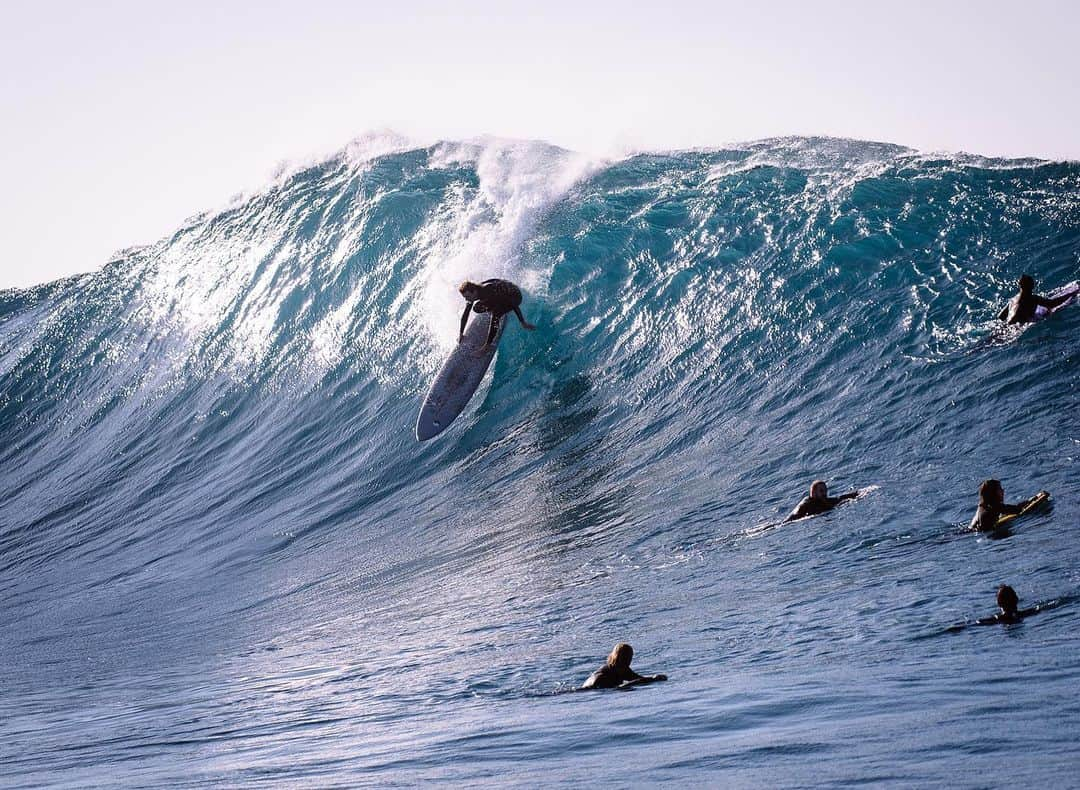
<box><xmin>969</xmin><ymin>479</ymin><xmax>1047</xmax><ymax>532</ymax></box>
<box><xmin>975</xmin><ymin>585</ymin><xmax>1041</xmax><ymax>625</ymax></box>
<box><xmin>458</xmin><ymin>279</ymin><xmax>536</xmax><ymax>346</ymax></box>
<box><xmin>997</xmin><ymin>274</ymin><xmax>1075</xmax><ymax>324</ymax></box>
<box><xmin>580</xmin><ymin>643</ymin><xmax>667</xmax><ymax>690</ymax></box>
<box><xmin>783</xmin><ymin>480</ymin><xmax>859</xmax><ymax>522</ymax></box>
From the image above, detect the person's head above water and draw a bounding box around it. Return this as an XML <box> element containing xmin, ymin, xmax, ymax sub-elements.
<box><xmin>979</xmin><ymin>479</ymin><xmax>1004</xmax><ymax>506</ymax></box>
<box><xmin>997</xmin><ymin>585</ymin><xmax>1019</xmax><ymax>617</ymax></box>
<box><xmin>1019</xmin><ymin>274</ymin><xmax>1035</xmax><ymax>294</ymax></box>
<box><xmin>607</xmin><ymin>643</ymin><xmax>634</xmax><ymax>669</ymax></box>
<box><xmin>459</xmin><ymin>281</ymin><xmax>483</xmax><ymax>301</ymax></box>
<box><xmin>809</xmin><ymin>480</ymin><xmax>828</xmax><ymax>500</ymax></box>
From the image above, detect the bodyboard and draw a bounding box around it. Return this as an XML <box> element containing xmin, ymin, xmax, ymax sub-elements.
<box><xmin>415</xmin><ymin>312</ymin><xmax>506</xmax><ymax>441</ymax></box>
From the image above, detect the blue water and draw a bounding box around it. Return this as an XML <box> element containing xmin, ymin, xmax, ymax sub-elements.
<box><xmin>2</xmin><ymin>135</ymin><xmax>1079</xmax><ymax>787</ymax></box>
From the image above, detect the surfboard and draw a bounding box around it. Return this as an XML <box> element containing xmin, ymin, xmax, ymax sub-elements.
<box><xmin>1033</xmin><ymin>280</ymin><xmax>1079</xmax><ymax>321</ymax></box>
<box><xmin>995</xmin><ymin>491</ymin><xmax>1050</xmax><ymax>528</ymax></box>
<box><xmin>415</xmin><ymin>312</ymin><xmax>506</xmax><ymax>441</ymax></box>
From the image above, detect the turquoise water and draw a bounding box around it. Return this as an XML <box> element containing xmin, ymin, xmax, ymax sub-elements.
<box><xmin>1</xmin><ymin>136</ymin><xmax>1079</xmax><ymax>786</ymax></box>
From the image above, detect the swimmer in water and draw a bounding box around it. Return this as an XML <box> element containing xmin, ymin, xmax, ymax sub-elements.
<box><xmin>580</xmin><ymin>643</ymin><xmax>667</xmax><ymax>690</ymax></box>
<box><xmin>458</xmin><ymin>279</ymin><xmax>536</xmax><ymax>347</ymax></box>
<box><xmin>969</xmin><ymin>479</ymin><xmax>1046</xmax><ymax>532</ymax></box>
<box><xmin>997</xmin><ymin>274</ymin><xmax>1075</xmax><ymax>325</ymax></box>
<box><xmin>784</xmin><ymin>480</ymin><xmax>860</xmax><ymax>522</ymax></box>
<box><xmin>975</xmin><ymin>584</ymin><xmax>1040</xmax><ymax>625</ymax></box>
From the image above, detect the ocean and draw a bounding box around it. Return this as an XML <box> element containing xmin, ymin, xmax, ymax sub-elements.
<box><xmin>2</xmin><ymin>135</ymin><xmax>1078</xmax><ymax>787</ymax></box>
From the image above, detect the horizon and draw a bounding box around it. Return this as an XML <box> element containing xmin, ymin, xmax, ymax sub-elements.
<box><xmin>2</xmin><ymin>0</ymin><xmax>1078</xmax><ymax>290</ymax></box>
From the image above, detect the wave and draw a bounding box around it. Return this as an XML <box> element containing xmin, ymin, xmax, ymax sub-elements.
<box><xmin>2</xmin><ymin>133</ymin><xmax>1078</xmax><ymax>681</ymax></box>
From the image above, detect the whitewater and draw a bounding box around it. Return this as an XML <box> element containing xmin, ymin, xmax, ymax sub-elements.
<box><xmin>1</xmin><ymin>135</ymin><xmax>1078</xmax><ymax>787</ymax></box>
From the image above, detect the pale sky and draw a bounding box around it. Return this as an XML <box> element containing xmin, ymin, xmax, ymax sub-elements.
<box><xmin>1</xmin><ymin>0</ymin><xmax>1077</xmax><ymax>289</ymax></box>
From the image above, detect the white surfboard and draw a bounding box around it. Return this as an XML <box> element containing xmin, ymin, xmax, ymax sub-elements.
<box><xmin>416</xmin><ymin>312</ymin><xmax>506</xmax><ymax>441</ymax></box>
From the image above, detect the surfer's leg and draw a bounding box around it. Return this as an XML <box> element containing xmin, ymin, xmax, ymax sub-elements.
<box><xmin>485</xmin><ymin>314</ymin><xmax>501</xmax><ymax>346</ymax></box>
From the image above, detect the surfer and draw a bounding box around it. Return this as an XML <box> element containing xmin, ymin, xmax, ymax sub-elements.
<box><xmin>783</xmin><ymin>480</ymin><xmax>859</xmax><ymax>522</ymax></box>
<box><xmin>580</xmin><ymin>643</ymin><xmax>667</xmax><ymax>690</ymax></box>
<box><xmin>458</xmin><ymin>279</ymin><xmax>536</xmax><ymax>346</ymax></box>
<box><xmin>997</xmin><ymin>274</ymin><xmax>1075</xmax><ymax>324</ymax></box>
<box><xmin>975</xmin><ymin>585</ymin><xmax>1040</xmax><ymax>625</ymax></box>
<box><xmin>969</xmin><ymin>479</ymin><xmax>1045</xmax><ymax>532</ymax></box>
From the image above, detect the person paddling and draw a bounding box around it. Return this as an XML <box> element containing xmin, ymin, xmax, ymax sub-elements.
<box><xmin>975</xmin><ymin>585</ymin><xmax>1041</xmax><ymax>625</ymax></box>
<box><xmin>580</xmin><ymin>643</ymin><xmax>667</xmax><ymax>690</ymax></box>
<box><xmin>784</xmin><ymin>480</ymin><xmax>860</xmax><ymax>522</ymax></box>
<box><xmin>458</xmin><ymin>279</ymin><xmax>536</xmax><ymax>346</ymax></box>
<box><xmin>997</xmin><ymin>274</ymin><xmax>1075</xmax><ymax>324</ymax></box>
<box><xmin>969</xmin><ymin>479</ymin><xmax>1045</xmax><ymax>532</ymax></box>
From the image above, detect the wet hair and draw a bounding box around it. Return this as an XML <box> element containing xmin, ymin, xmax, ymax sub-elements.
<box><xmin>997</xmin><ymin>584</ymin><xmax>1019</xmax><ymax>616</ymax></box>
<box><xmin>810</xmin><ymin>480</ymin><xmax>828</xmax><ymax>498</ymax></box>
<box><xmin>606</xmin><ymin>643</ymin><xmax>634</xmax><ymax>669</ymax></box>
<box><xmin>1019</xmin><ymin>274</ymin><xmax>1035</xmax><ymax>293</ymax></box>
<box><xmin>459</xmin><ymin>280</ymin><xmax>480</xmax><ymax>296</ymax></box>
<box><xmin>979</xmin><ymin>479</ymin><xmax>1003</xmax><ymax>505</ymax></box>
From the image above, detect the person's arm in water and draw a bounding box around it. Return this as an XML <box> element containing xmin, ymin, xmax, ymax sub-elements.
<box><xmin>615</xmin><ymin>665</ymin><xmax>667</xmax><ymax>687</ymax></box>
<box><xmin>619</xmin><ymin>673</ymin><xmax>668</xmax><ymax>687</ymax></box>
<box><xmin>783</xmin><ymin>498</ymin><xmax>813</xmax><ymax>523</ymax></box>
<box><xmin>459</xmin><ymin>302</ymin><xmax>473</xmax><ymax>342</ymax></box>
<box><xmin>998</xmin><ymin>501</ymin><xmax>1026</xmax><ymax>516</ymax></box>
<box><xmin>786</xmin><ymin>501</ymin><xmax>812</xmax><ymax>525</ymax></box>
<box><xmin>835</xmin><ymin>491</ymin><xmax>859</xmax><ymax>503</ymax></box>
<box><xmin>1036</xmin><ymin>292</ymin><xmax>1074</xmax><ymax>311</ymax></box>
<box><xmin>512</xmin><ymin>305</ymin><xmax>536</xmax><ymax>330</ymax></box>
<box><xmin>1006</xmin><ymin>491</ymin><xmax>1047</xmax><ymax>514</ymax></box>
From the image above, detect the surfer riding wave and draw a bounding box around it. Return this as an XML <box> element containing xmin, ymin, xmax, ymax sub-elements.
<box><xmin>458</xmin><ymin>279</ymin><xmax>536</xmax><ymax>346</ymax></box>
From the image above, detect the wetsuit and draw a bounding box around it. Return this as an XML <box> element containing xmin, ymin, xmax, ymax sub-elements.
<box><xmin>785</xmin><ymin>492</ymin><xmax>858</xmax><ymax>522</ymax></box>
<box><xmin>460</xmin><ymin>279</ymin><xmax>530</xmax><ymax>345</ymax></box>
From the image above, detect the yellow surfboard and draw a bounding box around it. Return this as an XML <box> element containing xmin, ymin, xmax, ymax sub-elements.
<box><xmin>995</xmin><ymin>491</ymin><xmax>1050</xmax><ymax>528</ymax></box>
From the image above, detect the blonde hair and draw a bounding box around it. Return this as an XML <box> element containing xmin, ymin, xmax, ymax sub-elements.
<box><xmin>606</xmin><ymin>643</ymin><xmax>634</xmax><ymax>668</ymax></box>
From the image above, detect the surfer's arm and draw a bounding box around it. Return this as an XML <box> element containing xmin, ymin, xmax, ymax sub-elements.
<box><xmin>459</xmin><ymin>302</ymin><xmax>473</xmax><ymax>341</ymax></box>
<box><xmin>1017</xmin><ymin>491</ymin><xmax>1047</xmax><ymax>510</ymax></box>
<box><xmin>512</xmin><ymin>306</ymin><xmax>536</xmax><ymax>330</ymax></box>
<box><xmin>1036</xmin><ymin>293</ymin><xmax>1072</xmax><ymax>310</ymax></box>
<box><xmin>784</xmin><ymin>498</ymin><xmax>811</xmax><ymax>522</ymax></box>
<box><xmin>837</xmin><ymin>491</ymin><xmax>859</xmax><ymax>502</ymax></box>
<box><xmin>1000</xmin><ymin>502</ymin><xmax>1024</xmax><ymax>516</ymax></box>
<box><xmin>971</xmin><ymin>507</ymin><xmax>997</xmax><ymax>531</ymax></box>
<box><xmin>621</xmin><ymin>673</ymin><xmax>667</xmax><ymax>687</ymax></box>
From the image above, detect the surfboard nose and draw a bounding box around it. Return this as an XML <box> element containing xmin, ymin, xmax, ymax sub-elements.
<box><xmin>415</xmin><ymin>411</ymin><xmax>444</xmax><ymax>441</ymax></box>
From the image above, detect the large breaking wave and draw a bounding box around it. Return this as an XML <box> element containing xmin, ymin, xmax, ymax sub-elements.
<box><xmin>2</xmin><ymin>134</ymin><xmax>1078</xmax><ymax>785</ymax></box>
